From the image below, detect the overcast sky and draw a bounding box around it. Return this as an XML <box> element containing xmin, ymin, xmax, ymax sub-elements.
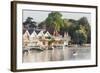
<box><xmin>23</xmin><ymin>10</ymin><xmax>91</xmax><ymax>24</ymax></box>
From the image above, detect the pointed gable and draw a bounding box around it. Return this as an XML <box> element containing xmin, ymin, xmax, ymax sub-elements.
<box><xmin>44</xmin><ymin>31</ymin><xmax>51</xmax><ymax>37</ymax></box>
<box><xmin>37</xmin><ymin>30</ymin><xmax>44</xmax><ymax>37</ymax></box>
<box><xmin>23</xmin><ymin>30</ymin><xmax>30</xmax><ymax>41</ymax></box>
<box><xmin>23</xmin><ymin>30</ymin><xmax>30</xmax><ymax>37</ymax></box>
<box><xmin>30</xmin><ymin>31</ymin><xmax>37</xmax><ymax>38</ymax></box>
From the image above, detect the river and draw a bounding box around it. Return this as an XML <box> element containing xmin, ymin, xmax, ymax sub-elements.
<box><xmin>23</xmin><ymin>46</ymin><xmax>91</xmax><ymax>63</ymax></box>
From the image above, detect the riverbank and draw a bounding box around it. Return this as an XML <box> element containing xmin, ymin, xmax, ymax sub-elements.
<box><xmin>68</xmin><ymin>44</ymin><xmax>91</xmax><ymax>47</ymax></box>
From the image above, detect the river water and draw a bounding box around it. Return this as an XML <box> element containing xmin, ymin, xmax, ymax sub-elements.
<box><xmin>23</xmin><ymin>46</ymin><xmax>91</xmax><ymax>63</ymax></box>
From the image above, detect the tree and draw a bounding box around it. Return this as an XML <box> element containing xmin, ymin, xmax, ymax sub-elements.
<box><xmin>63</xmin><ymin>19</ymin><xmax>79</xmax><ymax>43</ymax></box>
<box><xmin>45</xmin><ymin>11</ymin><xmax>63</xmax><ymax>35</ymax></box>
<box><xmin>38</xmin><ymin>13</ymin><xmax>91</xmax><ymax>45</ymax></box>
<box><xmin>78</xmin><ymin>17</ymin><xmax>91</xmax><ymax>43</ymax></box>
<box><xmin>23</xmin><ymin>17</ymin><xmax>37</xmax><ymax>29</ymax></box>
<box><xmin>61</xmin><ymin>17</ymin><xmax>90</xmax><ymax>45</ymax></box>
<box><xmin>78</xmin><ymin>17</ymin><xmax>89</xmax><ymax>26</ymax></box>
<box><xmin>38</xmin><ymin>21</ymin><xmax>46</xmax><ymax>29</ymax></box>
<box><xmin>60</xmin><ymin>19</ymin><xmax>73</xmax><ymax>36</ymax></box>
<box><xmin>74</xmin><ymin>25</ymin><xmax>87</xmax><ymax>45</ymax></box>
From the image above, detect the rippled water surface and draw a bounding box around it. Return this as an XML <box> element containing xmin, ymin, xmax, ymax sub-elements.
<box><xmin>23</xmin><ymin>46</ymin><xmax>91</xmax><ymax>63</ymax></box>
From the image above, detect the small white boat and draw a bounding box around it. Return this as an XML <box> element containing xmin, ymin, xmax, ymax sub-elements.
<box><xmin>72</xmin><ymin>51</ymin><xmax>78</xmax><ymax>56</ymax></box>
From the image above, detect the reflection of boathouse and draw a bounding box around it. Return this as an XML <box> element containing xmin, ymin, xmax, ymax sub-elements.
<box><xmin>23</xmin><ymin>29</ymin><xmax>71</xmax><ymax>49</ymax></box>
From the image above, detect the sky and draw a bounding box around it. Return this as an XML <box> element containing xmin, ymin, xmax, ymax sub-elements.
<box><xmin>23</xmin><ymin>10</ymin><xmax>91</xmax><ymax>25</ymax></box>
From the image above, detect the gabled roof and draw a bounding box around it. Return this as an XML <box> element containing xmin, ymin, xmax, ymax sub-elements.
<box><xmin>23</xmin><ymin>30</ymin><xmax>30</xmax><ymax>37</ymax></box>
<box><xmin>30</xmin><ymin>31</ymin><xmax>37</xmax><ymax>37</ymax></box>
<box><xmin>37</xmin><ymin>30</ymin><xmax>44</xmax><ymax>37</ymax></box>
<box><xmin>44</xmin><ymin>31</ymin><xmax>51</xmax><ymax>37</ymax></box>
<box><xmin>23</xmin><ymin>29</ymin><xmax>51</xmax><ymax>38</ymax></box>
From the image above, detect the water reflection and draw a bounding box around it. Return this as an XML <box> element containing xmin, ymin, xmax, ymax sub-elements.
<box><xmin>23</xmin><ymin>47</ymin><xmax>91</xmax><ymax>63</ymax></box>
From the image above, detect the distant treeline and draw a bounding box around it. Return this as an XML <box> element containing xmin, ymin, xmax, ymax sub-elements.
<box><xmin>23</xmin><ymin>11</ymin><xmax>91</xmax><ymax>45</ymax></box>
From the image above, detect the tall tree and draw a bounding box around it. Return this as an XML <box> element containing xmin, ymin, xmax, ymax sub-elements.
<box><xmin>45</xmin><ymin>11</ymin><xmax>63</xmax><ymax>35</ymax></box>
<box><xmin>78</xmin><ymin>17</ymin><xmax>91</xmax><ymax>43</ymax></box>
<box><xmin>74</xmin><ymin>25</ymin><xmax>87</xmax><ymax>45</ymax></box>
